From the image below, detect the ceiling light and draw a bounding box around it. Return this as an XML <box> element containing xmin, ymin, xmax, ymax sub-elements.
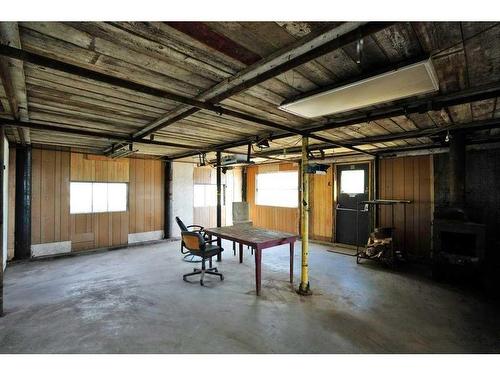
<box><xmin>279</xmin><ymin>58</ymin><xmax>439</xmax><ymax>118</ymax></box>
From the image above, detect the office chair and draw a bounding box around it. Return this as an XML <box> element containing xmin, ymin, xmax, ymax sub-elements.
<box><xmin>176</xmin><ymin>216</ymin><xmax>206</xmax><ymax>263</ymax></box>
<box><xmin>181</xmin><ymin>231</ymin><xmax>224</xmax><ymax>286</ymax></box>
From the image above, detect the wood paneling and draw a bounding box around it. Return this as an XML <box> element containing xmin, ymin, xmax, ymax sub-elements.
<box><xmin>31</xmin><ymin>148</ymin><xmax>71</xmax><ymax>245</ymax></box>
<box><xmin>378</xmin><ymin>155</ymin><xmax>432</xmax><ymax>260</ymax></box>
<box><xmin>128</xmin><ymin>156</ymin><xmax>164</xmax><ymax>234</ymax></box>
<box><xmin>247</xmin><ymin>163</ymin><xmax>299</xmax><ymax>234</ymax></box>
<box><xmin>309</xmin><ymin>165</ymin><xmax>333</xmax><ymax>241</ymax></box>
<box><xmin>30</xmin><ymin>149</ymin><xmax>163</xmax><ymax>253</ymax></box>
<box><xmin>70</xmin><ymin>153</ymin><xmax>129</xmax><ymax>182</ymax></box>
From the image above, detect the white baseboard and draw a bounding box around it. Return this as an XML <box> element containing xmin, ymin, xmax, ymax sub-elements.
<box><xmin>31</xmin><ymin>241</ymin><xmax>72</xmax><ymax>257</ymax></box>
<box><xmin>128</xmin><ymin>230</ymin><xmax>164</xmax><ymax>244</ymax></box>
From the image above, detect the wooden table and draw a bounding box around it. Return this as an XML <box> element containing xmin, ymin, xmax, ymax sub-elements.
<box><xmin>204</xmin><ymin>225</ymin><xmax>298</xmax><ymax>296</ymax></box>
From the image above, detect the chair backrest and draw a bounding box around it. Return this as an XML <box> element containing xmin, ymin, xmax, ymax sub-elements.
<box><xmin>181</xmin><ymin>231</ymin><xmax>205</xmax><ymax>252</ymax></box>
<box><xmin>176</xmin><ymin>216</ymin><xmax>188</xmax><ymax>232</ymax></box>
<box><xmin>232</xmin><ymin>202</ymin><xmax>249</xmax><ymax>222</ymax></box>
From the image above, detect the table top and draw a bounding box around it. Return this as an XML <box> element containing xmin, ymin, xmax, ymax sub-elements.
<box><xmin>204</xmin><ymin>224</ymin><xmax>298</xmax><ymax>249</ymax></box>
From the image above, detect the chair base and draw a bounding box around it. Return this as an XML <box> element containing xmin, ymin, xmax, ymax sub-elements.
<box><xmin>183</xmin><ymin>253</ymin><xmax>202</xmax><ymax>263</ymax></box>
<box><xmin>183</xmin><ymin>267</ymin><xmax>224</xmax><ymax>286</ymax></box>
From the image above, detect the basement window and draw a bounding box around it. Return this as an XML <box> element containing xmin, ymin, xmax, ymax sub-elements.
<box><xmin>256</xmin><ymin>171</ymin><xmax>298</xmax><ymax>208</ymax></box>
<box><xmin>70</xmin><ymin>182</ymin><xmax>128</xmax><ymax>214</ymax></box>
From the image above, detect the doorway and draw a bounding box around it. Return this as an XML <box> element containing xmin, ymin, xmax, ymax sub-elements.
<box><xmin>335</xmin><ymin>162</ymin><xmax>370</xmax><ymax>246</ymax></box>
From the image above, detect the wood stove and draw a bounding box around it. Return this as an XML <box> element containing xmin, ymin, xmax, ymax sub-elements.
<box><xmin>432</xmin><ymin>133</ymin><xmax>486</xmax><ymax>277</ymax></box>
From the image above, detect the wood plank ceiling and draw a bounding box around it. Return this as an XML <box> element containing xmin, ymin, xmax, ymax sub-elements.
<box><xmin>0</xmin><ymin>21</ymin><xmax>499</xmax><ymax>162</ymax></box>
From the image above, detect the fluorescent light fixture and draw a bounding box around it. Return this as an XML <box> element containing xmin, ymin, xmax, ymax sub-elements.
<box><xmin>279</xmin><ymin>58</ymin><xmax>439</xmax><ymax>118</ymax></box>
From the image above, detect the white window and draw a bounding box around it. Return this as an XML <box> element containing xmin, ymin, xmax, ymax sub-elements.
<box><xmin>340</xmin><ymin>170</ymin><xmax>365</xmax><ymax>195</ymax></box>
<box><xmin>256</xmin><ymin>171</ymin><xmax>298</xmax><ymax>208</ymax></box>
<box><xmin>193</xmin><ymin>184</ymin><xmax>222</xmax><ymax>207</ymax></box>
<box><xmin>70</xmin><ymin>182</ymin><xmax>128</xmax><ymax>214</ymax></box>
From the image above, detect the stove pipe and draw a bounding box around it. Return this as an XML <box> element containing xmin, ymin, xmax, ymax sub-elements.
<box><xmin>448</xmin><ymin>131</ymin><xmax>466</xmax><ymax>209</ymax></box>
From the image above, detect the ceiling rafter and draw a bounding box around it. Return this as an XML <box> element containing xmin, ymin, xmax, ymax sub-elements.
<box><xmin>168</xmin><ymin>82</ymin><xmax>500</xmax><ymax>160</ymax></box>
<box><xmin>0</xmin><ymin>22</ymin><xmax>30</xmax><ymax>144</ymax></box>
<box><xmin>0</xmin><ymin>41</ymin><xmax>377</xmax><ymax>156</ymax></box>
<box><xmin>127</xmin><ymin>22</ymin><xmax>393</xmax><ymax>142</ymax></box>
<box><xmin>252</xmin><ymin>117</ymin><xmax>500</xmax><ymax>158</ymax></box>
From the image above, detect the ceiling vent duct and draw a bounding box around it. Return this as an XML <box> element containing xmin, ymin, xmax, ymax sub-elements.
<box><xmin>279</xmin><ymin>58</ymin><xmax>439</xmax><ymax>118</ymax></box>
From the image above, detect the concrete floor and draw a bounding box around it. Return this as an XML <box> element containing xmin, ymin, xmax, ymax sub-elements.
<box><xmin>1</xmin><ymin>240</ymin><xmax>499</xmax><ymax>353</ymax></box>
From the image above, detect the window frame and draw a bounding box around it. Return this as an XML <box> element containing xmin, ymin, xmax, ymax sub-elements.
<box><xmin>255</xmin><ymin>170</ymin><xmax>299</xmax><ymax>208</ymax></box>
<box><xmin>193</xmin><ymin>183</ymin><xmax>226</xmax><ymax>208</ymax></box>
<box><xmin>70</xmin><ymin>181</ymin><xmax>129</xmax><ymax>214</ymax></box>
<box><xmin>339</xmin><ymin>169</ymin><xmax>366</xmax><ymax>195</ymax></box>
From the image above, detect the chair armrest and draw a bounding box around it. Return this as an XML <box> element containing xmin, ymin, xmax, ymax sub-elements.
<box><xmin>187</xmin><ymin>225</ymin><xmax>204</xmax><ymax>232</ymax></box>
<box><xmin>205</xmin><ymin>238</ymin><xmax>218</xmax><ymax>244</ymax></box>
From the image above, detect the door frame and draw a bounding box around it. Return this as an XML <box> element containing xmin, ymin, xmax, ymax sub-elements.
<box><xmin>333</xmin><ymin>160</ymin><xmax>374</xmax><ymax>244</ymax></box>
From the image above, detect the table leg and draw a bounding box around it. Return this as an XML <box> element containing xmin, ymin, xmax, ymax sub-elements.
<box><xmin>255</xmin><ymin>247</ymin><xmax>262</xmax><ymax>296</ymax></box>
<box><xmin>233</xmin><ymin>241</ymin><xmax>236</xmax><ymax>256</ymax></box>
<box><xmin>290</xmin><ymin>242</ymin><xmax>294</xmax><ymax>284</ymax></box>
<box><xmin>239</xmin><ymin>243</ymin><xmax>243</xmax><ymax>263</ymax></box>
<box><xmin>217</xmin><ymin>237</ymin><xmax>222</xmax><ymax>262</ymax></box>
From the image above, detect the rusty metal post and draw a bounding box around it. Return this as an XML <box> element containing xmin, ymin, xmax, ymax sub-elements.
<box><xmin>216</xmin><ymin>151</ymin><xmax>222</xmax><ymax>261</ymax></box>
<box><xmin>297</xmin><ymin>136</ymin><xmax>312</xmax><ymax>295</ymax></box>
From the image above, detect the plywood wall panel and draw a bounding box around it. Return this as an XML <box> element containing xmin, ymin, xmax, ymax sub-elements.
<box><xmin>31</xmin><ymin>148</ymin><xmax>41</xmax><ymax>245</ymax></box>
<box><xmin>378</xmin><ymin>155</ymin><xmax>432</xmax><ymax>260</ymax></box>
<box><xmin>30</xmin><ymin>150</ymin><xmax>161</xmax><ymax>252</ymax></box>
<box><xmin>128</xmin><ymin>157</ymin><xmax>136</xmax><ymax>234</ymax></box>
<box><xmin>31</xmin><ymin>148</ymin><xmax>71</xmax><ymax>245</ymax></box>
<box><xmin>128</xmin><ymin>157</ymin><xmax>164</xmax><ymax>234</ymax></box>
<box><xmin>135</xmin><ymin>158</ymin><xmax>145</xmax><ymax>232</ymax></box>
<box><xmin>144</xmin><ymin>159</ymin><xmax>153</xmax><ymax>232</ymax></box>
<box><xmin>153</xmin><ymin>160</ymin><xmax>163</xmax><ymax>230</ymax></box>
<box><xmin>70</xmin><ymin>153</ymin><xmax>129</xmax><ymax>182</ymax></box>
<box><xmin>309</xmin><ymin>165</ymin><xmax>333</xmax><ymax>241</ymax></box>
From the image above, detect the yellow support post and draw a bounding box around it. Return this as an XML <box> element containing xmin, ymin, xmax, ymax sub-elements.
<box><xmin>297</xmin><ymin>136</ymin><xmax>312</xmax><ymax>295</ymax></box>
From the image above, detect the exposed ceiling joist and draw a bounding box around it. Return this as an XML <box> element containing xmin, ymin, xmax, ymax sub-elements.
<box><xmin>130</xmin><ymin>22</ymin><xmax>393</xmax><ymax>140</ymax></box>
<box><xmin>0</xmin><ymin>118</ymin><xmax>205</xmax><ymax>150</ymax></box>
<box><xmin>254</xmin><ymin>117</ymin><xmax>500</xmax><ymax>157</ymax></box>
<box><xmin>0</xmin><ymin>43</ymin><xmax>375</xmax><ymax>156</ymax></box>
<box><xmin>167</xmin><ymin>82</ymin><xmax>500</xmax><ymax>160</ymax></box>
<box><xmin>0</xmin><ymin>22</ymin><xmax>30</xmax><ymax>143</ymax></box>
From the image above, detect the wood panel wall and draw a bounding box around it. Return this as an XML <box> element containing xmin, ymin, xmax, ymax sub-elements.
<box><xmin>128</xmin><ymin>157</ymin><xmax>164</xmax><ymax>234</ymax></box>
<box><xmin>309</xmin><ymin>165</ymin><xmax>333</xmax><ymax>241</ymax></box>
<box><xmin>247</xmin><ymin>162</ymin><xmax>299</xmax><ymax>234</ymax></box>
<box><xmin>70</xmin><ymin>153</ymin><xmax>129</xmax><ymax>182</ymax></box>
<box><xmin>29</xmin><ymin>149</ymin><xmax>163</xmax><ymax>253</ymax></box>
<box><xmin>193</xmin><ymin>166</ymin><xmax>226</xmax><ymax>228</ymax></box>
<box><xmin>378</xmin><ymin>155</ymin><xmax>432</xmax><ymax>260</ymax></box>
<box><xmin>31</xmin><ymin>148</ymin><xmax>71</xmax><ymax>245</ymax></box>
